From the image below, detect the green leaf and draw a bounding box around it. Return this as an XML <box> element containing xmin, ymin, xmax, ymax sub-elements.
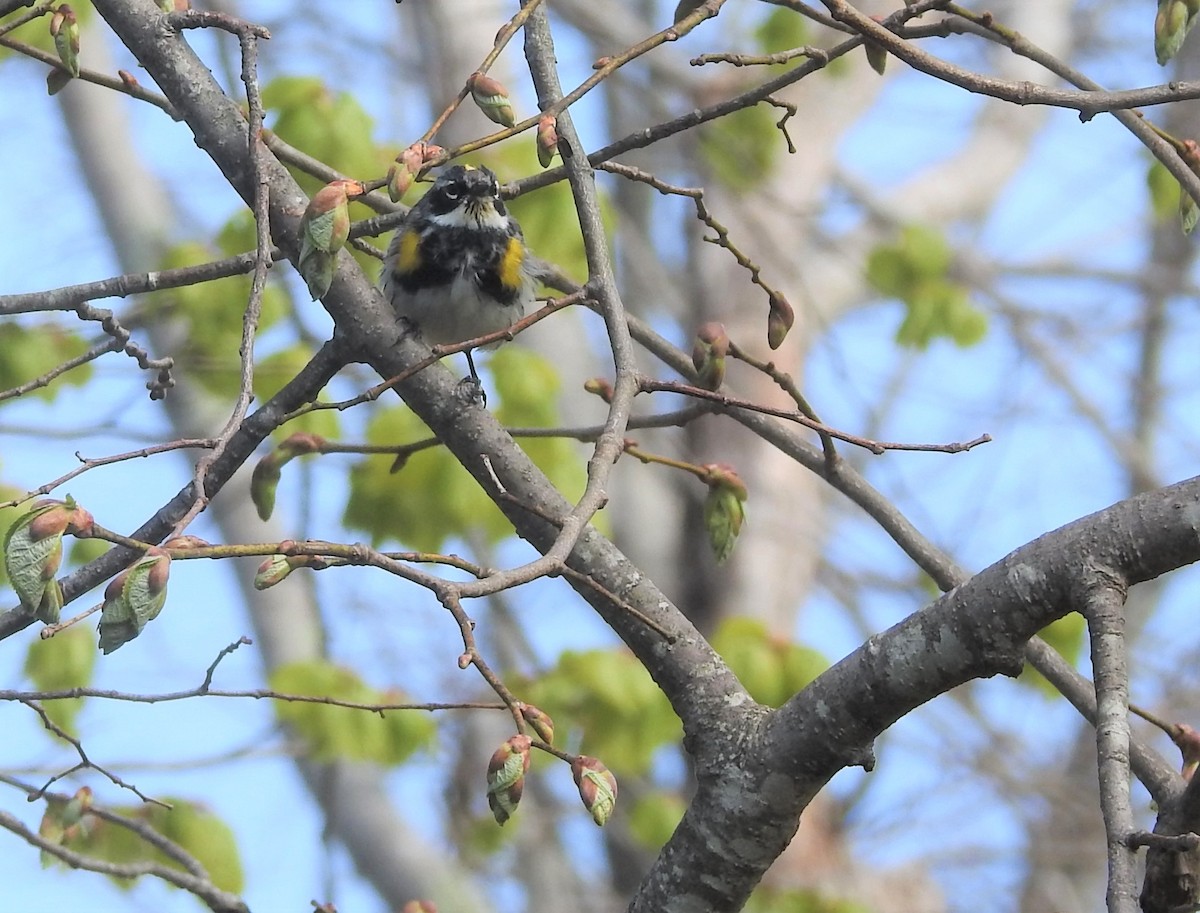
<box><xmin>628</xmin><ymin>793</ymin><xmax>686</xmax><ymax>850</ymax></box>
<box><xmin>345</xmin><ymin>351</ymin><xmax>586</xmax><ymax>552</ymax></box>
<box><xmin>1148</xmin><ymin>160</ymin><xmax>1181</xmax><ymax>224</ymax></box>
<box><xmin>150</xmin><ymin>800</ymin><xmax>244</xmax><ymax>894</ymax></box>
<box><xmin>3</xmin><ymin>500</ymin><xmax>65</xmax><ymax>616</ymax></box>
<box><xmin>158</xmin><ymin>241</ymin><xmax>290</xmax><ymax>397</ymax></box>
<box><xmin>263</xmin><ymin>76</ymin><xmax>388</xmax><ymax>195</ymax></box>
<box><xmin>1020</xmin><ymin>612</ymin><xmax>1086</xmax><ymax>696</ymax></box>
<box><xmin>49</xmin><ymin>795</ymin><xmax>243</xmax><ymax>894</ymax></box>
<box><xmin>0</xmin><ymin>487</ymin><xmax>28</xmax><ymax>588</ymax></box>
<box><xmin>699</xmin><ymin>104</ymin><xmax>781</xmax><ymax>190</ymax></box>
<box><xmin>744</xmin><ymin>885</ymin><xmax>871</xmax><ymax>913</ymax></box>
<box><xmin>0</xmin><ymin>0</ymin><xmax>94</xmax><ymax>61</ymax></box>
<box><xmin>866</xmin><ymin>225</ymin><xmax>987</xmax><ymax>349</ymax></box>
<box><xmin>269</xmin><ymin>659</ymin><xmax>435</xmax><ymax>765</ymax></box>
<box><xmin>0</xmin><ymin>322</ymin><xmax>93</xmax><ymax>402</ymax></box>
<box><xmin>754</xmin><ymin>7</ymin><xmax>809</xmax><ymax>55</ymax></box>
<box><xmin>712</xmin><ymin>617</ymin><xmax>827</xmax><ymax>708</ymax></box>
<box><xmin>23</xmin><ymin>625</ymin><xmax>95</xmax><ymax>734</ymax></box>
<box><xmin>255</xmin><ymin>345</ymin><xmax>341</xmax><ymax>440</ymax></box>
<box><xmin>524</xmin><ymin>650</ymin><xmax>681</xmax><ymax>776</ymax></box>
<box><xmin>343</xmin><ymin>405</ymin><xmax>505</xmax><ymax>551</ymax></box>
<box><xmin>1155</xmin><ymin>0</ymin><xmax>1200</xmax><ymax>65</ymax></box>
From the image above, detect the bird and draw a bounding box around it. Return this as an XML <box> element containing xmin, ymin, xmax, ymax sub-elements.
<box><xmin>380</xmin><ymin>164</ymin><xmax>535</xmax><ymax>400</ymax></box>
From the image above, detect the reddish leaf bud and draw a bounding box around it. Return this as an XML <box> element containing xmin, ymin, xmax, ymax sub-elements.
<box><xmin>583</xmin><ymin>377</ymin><xmax>614</xmax><ymax>403</ymax></box>
<box><xmin>486</xmin><ymin>734</ymin><xmax>532</xmax><ymax>825</ymax></box>
<box><xmin>50</xmin><ymin>5</ymin><xmax>80</xmax><ymax>78</ymax></box>
<box><xmin>536</xmin><ymin>114</ymin><xmax>559</xmax><ymax>168</ymax></box>
<box><xmin>98</xmin><ymin>548</ymin><xmax>172</xmax><ymax>654</ymax></box>
<box><xmin>767</xmin><ymin>292</ymin><xmax>795</xmax><ymax>350</ymax></box>
<box><xmin>520</xmin><ymin>703</ymin><xmax>555</xmax><ymax>745</ymax></box>
<box><xmin>691</xmin><ymin>321</ymin><xmax>729</xmax><ymax>390</ymax></box>
<box><xmin>571</xmin><ymin>755</ymin><xmax>618</xmax><ymax>826</ymax></box>
<box><xmin>468</xmin><ymin>72</ymin><xmax>516</xmax><ymax>128</ymax></box>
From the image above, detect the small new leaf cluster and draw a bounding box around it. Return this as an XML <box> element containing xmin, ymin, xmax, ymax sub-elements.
<box><xmin>38</xmin><ymin>786</ymin><xmax>95</xmax><ymax>865</ymax></box>
<box><xmin>701</xmin><ymin>463</ymin><xmax>748</xmax><ymax>563</ymax></box>
<box><xmin>97</xmin><ymin>547</ymin><xmax>171</xmax><ymax>654</ymax></box>
<box><xmin>1155</xmin><ymin>0</ymin><xmax>1200</xmax><ymax>65</ymax></box>
<box><xmin>387</xmin><ymin>142</ymin><xmax>445</xmax><ymax>203</ymax></box>
<box><xmin>571</xmin><ymin>756</ymin><xmax>619</xmax><ymax>827</ymax></box>
<box><xmin>250</xmin><ymin>432</ymin><xmax>326</xmax><ymax>521</ymax></box>
<box><xmin>3</xmin><ymin>497</ymin><xmax>94</xmax><ymax>624</ymax></box>
<box><xmin>485</xmin><ymin>734</ymin><xmax>531</xmax><ymax>826</ymax></box>
<box><xmin>691</xmin><ymin>321</ymin><xmax>730</xmax><ymax>390</ymax></box>
<box><xmin>484</xmin><ymin>706</ymin><xmax>618</xmax><ymax>828</ymax></box>
<box><xmin>49</xmin><ymin>5</ymin><xmax>80</xmax><ymax>79</ymax></box>
<box><xmin>297</xmin><ymin>179</ymin><xmax>365</xmax><ymax>299</ymax></box>
<box><xmin>866</xmin><ymin>224</ymin><xmax>986</xmax><ymax>348</ymax></box>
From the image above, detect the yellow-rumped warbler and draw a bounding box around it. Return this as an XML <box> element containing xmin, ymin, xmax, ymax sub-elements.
<box><xmin>381</xmin><ymin>164</ymin><xmax>535</xmax><ymax>394</ymax></box>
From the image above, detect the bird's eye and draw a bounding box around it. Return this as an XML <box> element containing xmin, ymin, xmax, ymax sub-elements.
<box><xmin>442</xmin><ymin>186</ymin><xmax>461</xmax><ymax>201</ymax></box>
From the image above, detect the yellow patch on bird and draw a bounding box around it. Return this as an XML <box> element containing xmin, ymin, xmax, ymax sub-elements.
<box><xmin>498</xmin><ymin>235</ymin><xmax>525</xmax><ymax>293</ymax></box>
<box><xmin>396</xmin><ymin>229</ymin><xmax>422</xmax><ymax>275</ymax></box>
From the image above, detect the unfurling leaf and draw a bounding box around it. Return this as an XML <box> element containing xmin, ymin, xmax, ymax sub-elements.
<box><xmin>1155</xmin><ymin>0</ymin><xmax>1200</xmax><ymax>65</ymax></box>
<box><xmin>3</xmin><ymin>497</ymin><xmax>93</xmax><ymax>624</ymax></box>
<box><xmin>298</xmin><ymin>179</ymin><xmax>363</xmax><ymax>298</ymax></box>
<box><xmin>253</xmin><ymin>551</ymin><xmax>328</xmax><ymax>590</ymax></box>
<box><xmin>571</xmin><ymin>755</ymin><xmax>618</xmax><ymax>826</ymax></box>
<box><xmin>50</xmin><ymin>5</ymin><xmax>80</xmax><ymax>78</ymax></box>
<box><xmin>468</xmin><ymin>72</ymin><xmax>516</xmax><ymax>128</ymax></box>
<box><xmin>691</xmin><ymin>321</ymin><xmax>729</xmax><ymax>390</ymax></box>
<box><xmin>701</xmin><ymin>463</ymin><xmax>748</xmax><ymax>563</ymax></box>
<box><xmin>1181</xmin><ymin>189</ymin><xmax>1199</xmax><ymax>235</ymax></box>
<box><xmin>97</xmin><ymin>548</ymin><xmax>171</xmax><ymax>654</ymax></box>
<box><xmin>250</xmin><ymin>433</ymin><xmax>326</xmax><ymax>520</ymax></box>
<box><xmin>250</xmin><ymin>454</ymin><xmax>283</xmax><ymax>521</ymax></box>
<box><xmin>387</xmin><ymin>144</ymin><xmax>424</xmax><ymax>202</ymax></box>
<box><xmin>486</xmin><ymin>734</ymin><xmax>532</xmax><ymax>825</ymax></box>
<box><xmin>254</xmin><ymin>553</ymin><xmax>295</xmax><ymax>589</ymax></box>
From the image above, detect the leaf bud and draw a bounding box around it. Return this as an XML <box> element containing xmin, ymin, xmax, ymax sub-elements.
<box><xmin>691</xmin><ymin>321</ymin><xmax>729</xmax><ymax>390</ymax></box>
<box><xmin>2</xmin><ymin>499</ymin><xmax>92</xmax><ymax>621</ymax></box>
<box><xmin>701</xmin><ymin>463</ymin><xmax>748</xmax><ymax>563</ymax></box>
<box><xmin>254</xmin><ymin>554</ymin><xmax>295</xmax><ymax>590</ymax></box>
<box><xmin>250</xmin><ymin>453</ymin><xmax>283</xmax><ymax>521</ymax></box>
<box><xmin>486</xmin><ymin>734</ymin><xmax>532</xmax><ymax>825</ymax></box>
<box><xmin>571</xmin><ymin>755</ymin><xmax>618</xmax><ymax>826</ymax></box>
<box><xmin>98</xmin><ymin>548</ymin><xmax>172</xmax><ymax>654</ymax></box>
<box><xmin>468</xmin><ymin>72</ymin><xmax>516</xmax><ymax>129</ymax></box>
<box><xmin>1155</xmin><ymin>0</ymin><xmax>1198</xmax><ymax>65</ymax></box>
<box><xmin>536</xmin><ymin>114</ymin><xmax>559</xmax><ymax>168</ymax></box>
<box><xmin>766</xmin><ymin>292</ymin><xmax>795</xmax><ymax>350</ymax></box>
<box><xmin>583</xmin><ymin>377</ymin><xmax>614</xmax><ymax>403</ymax></box>
<box><xmin>298</xmin><ymin>180</ymin><xmax>363</xmax><ymax>299</ymax></box>
<box><xmin>520</xmin><ymin>703</ymin><xmax>555</xmax><ymax>745</ymax></box>
<box><xmin>50</xmin><ymin>5</ymin><xmax>80</xmax><ymax>78</ymax></box>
